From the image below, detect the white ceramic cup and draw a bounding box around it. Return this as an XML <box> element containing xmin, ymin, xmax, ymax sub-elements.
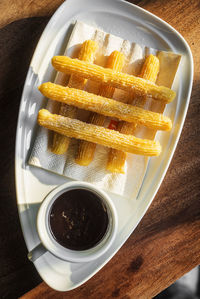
<box><xmin>36</xmin><ymin>181</ymin><xmax>118</xmax><ymax>263</ymax></box>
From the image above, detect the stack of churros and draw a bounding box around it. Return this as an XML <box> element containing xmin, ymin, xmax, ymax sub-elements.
<box><xmin>37</xmin><ymin>40</ymin><xmax>176</xmax><ymax>173</ymax></box>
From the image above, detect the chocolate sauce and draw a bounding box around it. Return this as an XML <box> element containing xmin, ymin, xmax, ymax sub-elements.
<box><xmin>49</xmin><ymin>189</ymin><xmax>109</xmax><ymax>250</ymax></box>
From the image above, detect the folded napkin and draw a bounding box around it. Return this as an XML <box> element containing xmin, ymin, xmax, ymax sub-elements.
<box><xmin>29</xmin><ymin>21</ymin><xmax>181</xmax><ymax>199</ymax></box>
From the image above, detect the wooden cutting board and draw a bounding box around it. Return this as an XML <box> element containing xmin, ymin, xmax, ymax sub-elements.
<box><xmin>0</xmin><ymin>0</ymin><xmax>199</xmax><ymax>298</ymax></box>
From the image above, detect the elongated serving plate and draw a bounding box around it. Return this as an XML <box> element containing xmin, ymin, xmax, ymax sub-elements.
<box><xmin>15</xmin><ymin>0</ymin><xmax>193</xmax><ymax>292</ymax></box>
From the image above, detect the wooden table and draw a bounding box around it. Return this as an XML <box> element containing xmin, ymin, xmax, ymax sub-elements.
<box><xmin>0</xmin><ymin>0</ymin><xmax>199</xmax><ymax>298</ymax></box>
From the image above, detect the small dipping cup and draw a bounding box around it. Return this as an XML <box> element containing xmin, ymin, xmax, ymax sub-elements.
<box><xmin>36</xmin><ymin>181</ymin><xmax>118</xmax><ymax>263</ymax></box>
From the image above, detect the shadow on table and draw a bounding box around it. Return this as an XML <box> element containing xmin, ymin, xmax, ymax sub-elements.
<box><xmin>154</xmin><ymin>267</ymin><xmax>200</xmax><ymax>299</ymax></box>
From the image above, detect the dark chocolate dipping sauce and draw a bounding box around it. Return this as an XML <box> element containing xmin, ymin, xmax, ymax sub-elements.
<box><xmin>49</xmin><ymin>189</ymin><xmax>109</xmax><ymax>251</ymax></box>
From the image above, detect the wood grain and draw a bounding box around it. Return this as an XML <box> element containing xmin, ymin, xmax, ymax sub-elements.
<box><xmin>0</xmin><ymin>0</ymin><xmax>199</xmax><ymax>298</ymax></box>
<box><xmin>0</xmin><ymin>0</ymin><xmax>64</xmax><ymax>28</ymax></box>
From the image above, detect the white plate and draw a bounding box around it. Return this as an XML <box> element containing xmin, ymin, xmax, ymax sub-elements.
<box><xmin>15</xmin><ymin>0</ymin><xmax>193</xmax><ymax>291</ymax></box>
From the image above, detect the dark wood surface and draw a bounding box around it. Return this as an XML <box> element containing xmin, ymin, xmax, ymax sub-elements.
<box><xmin>0</xmin><ymin>0</ymin><xmax>199</xmax><ymax>298</ymax></box>
<box><xmin>0</xmin><ymin>0</ymin><xmax>64</xmax><ymax>28</ymax></box>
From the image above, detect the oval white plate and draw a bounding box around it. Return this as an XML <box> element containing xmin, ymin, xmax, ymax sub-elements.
<box><xmin>15</xmin><ymin>0</ymin><xmax>193</xmax><ymax>291</ymax></box>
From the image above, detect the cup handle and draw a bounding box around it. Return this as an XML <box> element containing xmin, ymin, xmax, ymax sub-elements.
<box><xmin>28</xmin><ymin>243</ymin><xmax>47</xmax><ymax>262</ymax></box>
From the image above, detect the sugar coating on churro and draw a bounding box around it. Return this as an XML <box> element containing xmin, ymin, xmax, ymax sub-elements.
<box><xmin>38</xmin><ymin>109</ymin><xmax>162</xmax><ymax>157</ymax></box>
<box><xmin>107</xmin><ymin>54</ymin><xmax>160</xmax><ymax>173</ymax></box>
<box><xmin>38</xmin><ymin>82</ymin><xmax>172</xmax><ymax>131</ymax></box>
<box><xmin>52</xmin><ymin>55</ymin><xmax>176</xmax><ymax>103</ymax></box>
<box><xmin>75</xmin><ymin>50</ymin><xmax>125</xmax><ymax>166</ymax></box>
<box><xmin>51</xmin><ymin>40</ymin><xmax>98</xmax><ymax>155</ymax></box>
